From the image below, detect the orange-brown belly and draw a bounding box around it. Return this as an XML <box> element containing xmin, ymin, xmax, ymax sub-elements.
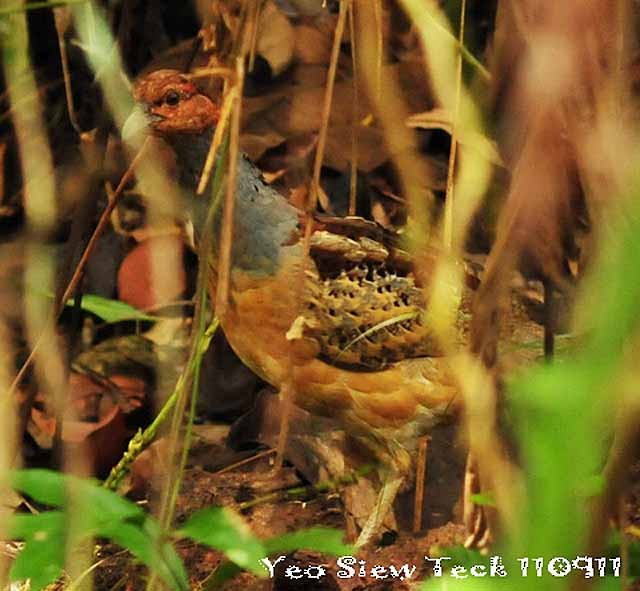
<box><xmin>218</xmin><ymin>268</ymin><xmax>459</xmax><ymax>433</ymax></box>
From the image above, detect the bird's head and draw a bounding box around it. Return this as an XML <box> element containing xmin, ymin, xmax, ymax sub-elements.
<box><xmin>123</xmin><ymin>69</ymin><xmax>219</xmax><ymax>141</ymax></box>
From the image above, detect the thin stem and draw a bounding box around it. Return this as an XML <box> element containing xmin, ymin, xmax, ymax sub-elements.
<box><xmin>275</xmin><ymin>0</ymin><xmax>348</xmax><ymax>472</ymax></box>
<box><xmin>443</xmin><ymin>0</ymin><xmax>466</xmax><ymax>249</ymax></box>
<box><xmin>348</xmin><ymin>0</ymin><xmax>358</xmax><ymax>216</ymax></box>
<box><xmin>0</xmin><ymin>0</ymin><xmax>87</xmax><ymax>17</ymax></box>
<box><xmin>215</xmin><ymin>57</ymin><xmax>244</xmax><ymax>318</ymax></box>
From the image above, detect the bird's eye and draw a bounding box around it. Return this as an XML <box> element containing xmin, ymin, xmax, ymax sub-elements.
<box><xmin>164</xmin><ymin>90</ymin><xmax>180</xmax><ymax>106</ymax></box>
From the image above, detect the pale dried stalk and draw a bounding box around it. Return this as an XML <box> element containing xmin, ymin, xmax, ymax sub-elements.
<box><xmin>196</xmin><ymin>81</ymin><xmax>236</xmax><ymax>195</ymax></box>
<box><xmin>4</xmin><ymin>4</ymin><xmax>94</xmax><ymax>587</ymax></box>
<box><xmin>412</xmin><ymin>436</ymin><xmax>429</xmax><ymax>532</ymax></box>
<box><xmin>372</xmin><ymin>0</ymin><xmax>383</xmax><ymax>100</ymax></box>
<box><xmin>54</xmin><ymin>7</ymin><xmax>81</xmax><ymax>134</ymax></box>
<box><xmin>348</xmin><ymin>0</ymin><xmax>358</xmax><ymax>216</ymax></box>
<box><xmin>215</xmin><ymin>57</ymin><xmax>245</xmax><ymax>318</ymax></box>
<box><xmin>274</xmin><ymin>0</ymin><xmax>348</xmax><ymax>471</ymax></box>
<box><xmin>189</xmin><ymin>66</ymin><xmax>234</xmax><ymax>80</ymax></box>
<box><xmin>442</xmin><ymin>0</ymin><xmax>466</xmax><ymax>249</ymax></box>
<box><xmin>247</xmin><ymin>0</ymin><xmax>263</xmax><ymax>72</ymax></box>
<box><xmin>354</xmin><ymin>2</ymin><xmax>435</xmax><ymax>249</ymax></box>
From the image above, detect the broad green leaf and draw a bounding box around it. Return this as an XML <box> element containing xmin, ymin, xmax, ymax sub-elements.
<box><xmin>9</xmin><ymin>512</ymin><xmax>66</xmax><ymax>591</ymax></box>
<box><xmin>179</xmin><ymin>507</ymin><xmax>266</xmax><ymax>575</ymax></box>
<box><xmin>202</xmin><ymin>526</ymin><xmax>351</xmax><ymax>589</ymax></box>
<box><xmin>264</xmin><ymin>527</ymin><xmax>352</xmax><ymax>556</ymax></box>
<box><xmin>11</xmin><ymin>469</ymin><xmax>144</xmax><ymax>524</ymax></box>
<box><xmin>67</xmin><ymin>294</ymin><xmax>157</xmax><ymax>323</ymax></box>
<box><xmin>10</xmin><ymin>470</ymin><xmax>188</xmax><ymax>591</ymax></box>
<box><xmin>102</xmin><ymin>520</ymin><xmax>189</xmax><ymax>591</ymax></box>
<box><xmin>468</xmin><ymin>492</ymin><xmax>496</xmax><ymax>507</ymax></box>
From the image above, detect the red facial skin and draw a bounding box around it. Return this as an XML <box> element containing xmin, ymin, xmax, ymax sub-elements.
<box><xmin>134</xmin><ymin>69</ymin><xmax>219</xmax><ymax>135</ymax></box>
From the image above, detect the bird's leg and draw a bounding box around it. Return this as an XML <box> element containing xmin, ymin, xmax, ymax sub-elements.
<box><xmin>463</xmin><ymin>452</ymin><xmax>492</xmax><ymax>549</ymax></box>
<box><xmin>543</xmin><ymin>279</ymin><xmax>555</xmax><ymax>359</ymax></box>
<box><xmin>355</xmin><ymin>468</ymin><xmax>405</xmax><ymax>548</ymax></box>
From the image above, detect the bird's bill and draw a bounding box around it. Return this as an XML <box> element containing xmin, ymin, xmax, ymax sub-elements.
<box><xmin>121</xmin><ymin>103</ymin><xmax>163</xmax><ymax>146</ymax></box>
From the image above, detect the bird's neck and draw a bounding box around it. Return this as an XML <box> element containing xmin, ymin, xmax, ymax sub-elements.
<box><xmin>166</xmin><ymin>127</ymin><xmax>301</xmax><ymax>277</ymax></box>
<box><xmin>165</xmin><ymin>128</ymin><xmax>215</xmax><ymax>192</ymax></box>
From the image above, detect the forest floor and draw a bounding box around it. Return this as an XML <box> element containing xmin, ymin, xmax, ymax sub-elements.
<box><xmin>91</xmin><ymin>280</ymin><xmax>550</xmax><ymax>591</ymax></box>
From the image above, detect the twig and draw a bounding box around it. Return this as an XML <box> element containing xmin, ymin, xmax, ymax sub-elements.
<box><xmin>215</xmin><ymin>57</ymin><xmax>244</xmax><ymax>318</ymax></box>
<box><xmin>443</xmin><ymin>0</ymin><xmax>466</xmax><ymax>249</ymax></box>
<box><xmin>247</xmin><ymin>0</ymin><xmax>263</xmax><ymax>73</ymax></box>
<box><xmin>413</xmin><ymin>436</ymin><xmax>429</xmax><ymax>533</ymax></box>
<box><xmin>348</xmin><ymin>0</ymin><xmax>358</xmax><ymax>216</ymax></box>
<box><xmin>54</xmin><ymin>7</ymin><xmax>82</xmax><ymax>135</ymax></box>
<box><xmin>372</xmin><ymin>0</ymin><xmax>383</xmax><ymax>101</ymax></box>
<box><xmin>275</xmin><ymin>0</ymin><xmax>348</xmax><ymax>472</ymax></box>
<box><xmin>196</xmin><ymin>82</ymin><xmax>236</xmax><ymax>196</ymax></box>
<box><xmin>212</xmin><ymin>449</ymin><xmax>276</xmax><ymax>476</ymax></box>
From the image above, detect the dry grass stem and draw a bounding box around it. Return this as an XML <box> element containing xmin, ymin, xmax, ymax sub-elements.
<box><xmin>412</xmin><ymin>436</ymin><xmax>429</xmax><ymax>533</ymax></box>
<box><xmin>442</xmin><ymin>0</ymin><xmax>466</xmax><ymax>250</ymax></box>
<box><xmin>348</xmin><ymin>0</ymin><xmax>358</xmax><ymax>216</ymax></box>
<box><xmin>274</xmin><ymin>0</ymin><xmax>348</xmax><ymax>472</ymax></box>
<box><xmin>215</xmin><ymin>57</ymin><xmax>245</xmax><ymax>318</ymax></box>
<box><xmin>54</xmin><ymin>7</ymin><xmax>81</xmax><ymax>134</ymax></box>
<box><xmin>196</xmin><ymin>80</ymin><xmax>236</xmax><ymax>195</ymax></box>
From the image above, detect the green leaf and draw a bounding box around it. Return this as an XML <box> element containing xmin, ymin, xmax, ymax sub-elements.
<box><xmin>68</xmin><ymin>294</ymin><xmax>157</xmax><ymax>323</ymax></box>
<box><xmin>179</xmin><ymin>507</ymin><xmax>266</xmax><ymax>576</ymax></box>
<box><xmin>9</xmin><ymin>512</ymin><xmax>66</xmax><ymax>591</ymax></box>
<box><xmin>202</xmin><ymin>526</ymin><xmax>351</xmax><ymax>589</ymax></box>
<box><xmin>11</xmin><ymin>469</ymin><xmax>144</xmax><ymax>524</ymax></box>
<box><xmin>468</xmin><ymin>491</ymin><xmax>496</xmax><ymax>507</ymax></box>
<box><xmin>9</xmin><ymin>470</ymin><xmax>188</xmax><ymax>591</ymax></box>
<box><xmin>102</xmin><ymin>520</ymin><xmax>189</xmax><ymax>591</ymax></box>
<box><xmin>0</xmin><ymin>0</ymin><xmax>88</xmax><ymax>17</ymax></box>
<box><xmin>264</xmin><ymin>527</ymin><xmax>352</xmax><ymax>556</ymax></box>
<box><xmin>11</xmin><ymin>468</ymin><xmax>69</xmax><ymax>506</ymax></box>
<box><xmin>33</xmin><ymin>287</ymin><xmax>157</xmax><ymax>324</ymax></box>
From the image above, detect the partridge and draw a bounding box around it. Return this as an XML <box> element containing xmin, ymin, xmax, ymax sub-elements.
<box><xmin>124</xmin><ymin>69</ymin><xmax>461</xmax><ymax>546</ymax></box>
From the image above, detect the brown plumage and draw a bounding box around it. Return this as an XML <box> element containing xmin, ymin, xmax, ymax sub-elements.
<box><xmin>125</xmin><ymin>69</ymin><xmax>461</xmax><ymax>546</ymax></box>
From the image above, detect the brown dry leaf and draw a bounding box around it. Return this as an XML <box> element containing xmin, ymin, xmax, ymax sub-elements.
<box><xmin>294</xmin><ymin>21</ymin><xmax>334</xmax><ymax>64</ymax></box>
<box><xmin>394</xmin><ymin>59</ymin><xmax>435</xmax><ymax>112</ymax></box>
<box><xmin>261</xmin><ymin>168</ymin><xmax>287</xmax><ymax>184</ymax></box>
<box><xmin>68</xmin><ymin>372</ymin><xmax>147</xmax><ymax>419</ymax></box>
<box><xmin>241</xmin><ymin>90</ymin><xmax>290</xmax><ymax>126</ymax></box>
<box><xmin>324</xmin><ymin>124</ymin><xmax>390</xmax><ymax>173</ymax></box>
<box><xmin>63</xmin><ymin>406</ymin><xmax>129</xmax><ymax>476</ymax></box>
<box><xmin>239</xmin><ymin>128</ymin><xmax>286</xmax><ymax>161</ymax></box>
<box><xmin>292</xmin><ymin>64</ymin><xmax>330</xmax><ymax>88</ymax></box>
<box><xmin>285</xmin><ymin>183</ymin><xmax>330</xmax><ymax>212</ymax></box>
<box><xmin>258</xmin><ymin>133</ymin><xmax>317</xmax><ymax>187</ymax></box>
<box><xmin>29</xmin><ymin>396</ymin><xmax>129</xmax><ymax>476</ymax></box>
<box><xmin>256</xmin><ymin>1</ymin><xmax>295</xmax><ymax>76</ymax></box>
